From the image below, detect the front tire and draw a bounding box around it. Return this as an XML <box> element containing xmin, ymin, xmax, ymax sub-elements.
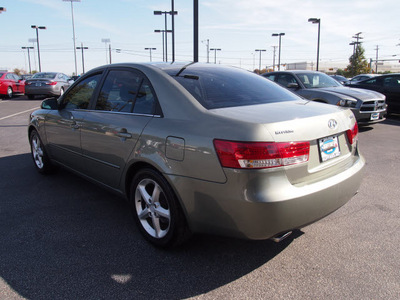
<box><xmin>29</xmin><ymin>130</ymin><xmax>54</xmax><ymax>174</ymax></box>
<box><xmin>7</xmin><ymin>86</ymin><xmax>13</xmax><ymax>99</ymax></box>
<box><xmin>130</xmin><ymin>168</ymin><xmax>190</xmax><ymax>248</ymax></box>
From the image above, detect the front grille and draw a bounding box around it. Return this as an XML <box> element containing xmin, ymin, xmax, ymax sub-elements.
<box><xmin>360</xmin><ymin>100</ymin><xmax>386</xmax><ymax>112</ymax></box>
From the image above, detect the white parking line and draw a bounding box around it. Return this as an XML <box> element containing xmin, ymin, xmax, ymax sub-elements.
<box><xmin>0</xmin><ymin>107</ymin><xmax>39</xmax><ymax>121</ymax></box>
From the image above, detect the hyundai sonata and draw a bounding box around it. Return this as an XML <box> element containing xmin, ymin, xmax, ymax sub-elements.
<box><xmin>28</xmin><ymin>63</ymin><xmax>365</xmax><ymax>247</ymax></box>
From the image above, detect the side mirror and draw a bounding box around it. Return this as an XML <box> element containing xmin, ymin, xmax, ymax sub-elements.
<box><xmin>287</xmin><ymin>82</ymin><xmax>299</xmax><ymax>89</ymax></box>
<box><xmin>41</xmin><ymin>98</ymin><xmax>59</xmax><ymax>110</ymax></box>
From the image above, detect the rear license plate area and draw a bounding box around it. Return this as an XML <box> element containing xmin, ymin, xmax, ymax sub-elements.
<box><xmin>319</xmin><ymin>135</ymin><xmax>340</xmax><ymax>162</ymax></box>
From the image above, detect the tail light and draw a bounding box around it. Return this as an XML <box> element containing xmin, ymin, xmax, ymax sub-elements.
<box><xmin>214</xmin><ymin>140</ymin><xmax>310</xmax><ymax>169</ymax></box>
<box><xmin>45</xmin><ymin>81</ymin><xmax>57</xmax><ymax>85</ymax></box>
<box><xmin>346</xmin><ymin>122</ymin><xmax>359</xmax><ymax>145</ymax></box>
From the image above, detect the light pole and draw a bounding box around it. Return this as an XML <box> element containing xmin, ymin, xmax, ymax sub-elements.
<box><xmin>63</xmin><ymin>0</ymin><xmax>80</xmax><ymax>76</ymax></box>
<box><xmin>271</xmin><ymin>46</ymin><xmax>277</xmax><ymax>71</ymax></box>
<box><xmin>31</xmin><ymin>25</ymin><xmax>46</xmax><ymax>72</ymax></box>
<box><xmin>76</xmin><ymin>43</ymin><xmax>88</xmax><ymax>74</ymax></box>
<box><xmin>145</xmin><ymin>48</ymin><xmax>156</xmax><ymax>62</ymax></box>
<box><xmin>210</xmin><ymin>48</ymin><xmax>221</xmax><ymax>64</ymax></box>
<box><xmin>255</xmin><ymin>49</ymin><xmax>266</xmax><ymax>72</ymax></box>
<box><xmin>272</xmin><ymin>33</ymin><xmax>285</xmax><ymax>70</ymax></box>
<box><xmin>101</xmin><ymin>38</ymin><xmax>110</xmax><ymax>64</ymax></box>
<box><xmin>308</xmin><ymin>18</ymin><xmax>321</xmax><ymax>71</ymax></box>
<box><xmin>194</xmin><ymin>0</ymin><xmax>198</xmax><ymax>62</ymax></box>
<box><xmin>154</xmin><ymin>30</ymin><xmax>171</xmax><ymax>62</ymax></box>
<box><xmin>21</xmin><ymin>46</ymin><xmax>34</xmax><ymax>74</ymax></box>
<box><xmin>154</xmin><ymin>10</ymin><xmax>177</xmax><ymax>62</ymax></box>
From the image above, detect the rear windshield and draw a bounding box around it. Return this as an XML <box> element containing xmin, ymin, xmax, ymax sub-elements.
<box><xmin>31</xmin><ymin>72</ymin><xmax>57</xmax><ymax>79</ymax></box>
<box><xmin>170</xmin><ymin>67</ymin><xmax>300</xmax><ymax>109</ymax></box>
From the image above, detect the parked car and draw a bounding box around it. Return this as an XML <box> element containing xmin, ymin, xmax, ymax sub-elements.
<box><xmin>28</xmin><ymin>63</ymin><xmax>365</xmax><ymax>247</ymax></box>
<box><xmin>262</xmin><ymin>70</ymin><xmax>387</xmax><ymax>125</ymax></box>
<box><xmin>0</xmin><ymin>72</ymin><xmax>25</xmax><ymax>98</ymax></box>
<box><xmin>349</xmin><ymin>73</ymin><xmax>400</xmax><ymax>114</ymax></box>
<box><xmin>25</xmin><ymin>72</ymin><xmax>72</xmax><ymax>99</ymax></box>
<box><xmin>345</xmin><ymin>74</ymin><xmax>378</xmax><ymax>85</ymax></box>
<box><xmin>330</xmin><ymin>75</ymin><xmax>349</xmax><ymax>85</ymax></box>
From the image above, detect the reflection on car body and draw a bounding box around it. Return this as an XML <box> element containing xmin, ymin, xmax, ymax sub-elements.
<box><xmin>28</xmin><ymin>63</ymin><xmax>365</xmax><ymax>248</ymax></box>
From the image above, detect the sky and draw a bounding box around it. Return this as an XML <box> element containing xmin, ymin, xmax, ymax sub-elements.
<box><xmin>1</xmin><ymin>0</ymin><xmax>400</xmax><ymax>75</ymax></box>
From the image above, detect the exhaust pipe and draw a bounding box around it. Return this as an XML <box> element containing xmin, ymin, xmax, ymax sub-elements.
<box><xmin>271</xmin><ymin>231</ymin><xmax>292</xmax><ymax>243</ymax></box>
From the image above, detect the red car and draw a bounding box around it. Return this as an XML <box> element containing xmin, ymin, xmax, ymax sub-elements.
<box><xmin>0</xmin><ymin>72</ymin><xmax>25</xmax><ymax>98</ymax></box>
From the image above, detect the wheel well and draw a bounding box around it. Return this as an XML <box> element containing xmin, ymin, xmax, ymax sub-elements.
<box><xmin>124</xmin><ymin>161</ymin><xmax>159</xmax><ymax>198</ymax></box>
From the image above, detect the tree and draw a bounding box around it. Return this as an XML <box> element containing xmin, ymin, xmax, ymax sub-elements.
<box><xmin>345</xmin><ymin>44</ymin><xmax>370</xmax><ymax>77</ymax></box>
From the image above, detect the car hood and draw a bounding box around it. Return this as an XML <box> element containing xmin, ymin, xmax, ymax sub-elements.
<box><xmin>315</xmin><ymin>86</ymin><xmax>384</xmax><ymax>101</ymax></box>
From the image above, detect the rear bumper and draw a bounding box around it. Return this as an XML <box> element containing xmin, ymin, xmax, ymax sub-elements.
<box><xmin>169</xmin><ymin>153</ymin><xmax>365</xmax><ymax>240</ymax></box>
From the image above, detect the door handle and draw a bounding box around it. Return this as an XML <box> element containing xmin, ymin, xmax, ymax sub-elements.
<box><xmin>116</xmin><ymin>129</ymin><xmax>132</xmax><ymax>139</ymax></box>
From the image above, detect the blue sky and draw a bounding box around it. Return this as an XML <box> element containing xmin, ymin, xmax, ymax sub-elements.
<box><xmin>1</xmin><ymin>0</ymin><xmax>400</xmax><ymax>75</ymax></box>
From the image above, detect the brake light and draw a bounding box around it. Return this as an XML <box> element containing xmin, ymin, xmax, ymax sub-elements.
<box><xmin>346</xmin><ymin>122</ymin><xmax>359</xmax><ymax>145</ymax></box>
<box><xmin>45</xmin><ymin>81</ymin><xmax>57</xmax><ymax>85</ymax></box>
<box><xmin>213</xmin><ymin>140</ymin><xmax>310</xmax><ymax>169</ymax></box>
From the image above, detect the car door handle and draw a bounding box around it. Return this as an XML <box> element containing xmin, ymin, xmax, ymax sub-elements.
<box><xmin>116</xmin><ymin>129</ymin><xmax>132</xmax><ymax>139</ymax></box>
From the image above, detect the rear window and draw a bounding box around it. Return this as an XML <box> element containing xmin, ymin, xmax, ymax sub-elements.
<box><xmin>31</xmin><ymin>72</ymin><xmax>57</xmax><ymax>79</ymax></box>
<box><xmin>170</xmin><ymin>67</ymin><xmax>300</xmax><ymax>109</ymax></box>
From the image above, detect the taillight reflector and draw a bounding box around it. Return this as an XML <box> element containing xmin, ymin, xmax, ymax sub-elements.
<box><xmin>213</xmin><ymin>140</ymin><xmax>310</xmax><ymax>169</ymax></box>
<box><xmin>346</xmin><ymin>122</ymin><xmax>359</xmax><ymax>145</ymax></box>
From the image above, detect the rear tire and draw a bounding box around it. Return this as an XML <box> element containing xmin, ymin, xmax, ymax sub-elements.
<box><xmin>130</xmin><ymin>168</ymin><xmax>191</xmax><ymax>248</ymax></box>
<box><xmin>27</xmin><ymin>94</ymin><xmax>35</xmax><ymax>100</ymax></box>
<box><xmin>29</xmin><ymin>130</ymin><xmax>54</xmax><ymax>174</ymax></box>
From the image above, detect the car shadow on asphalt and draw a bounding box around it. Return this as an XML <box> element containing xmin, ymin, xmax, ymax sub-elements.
<box><xmin>0</xmin><ymin>153</ymin><xmax>302</xmax><ymax>299</ymax></box>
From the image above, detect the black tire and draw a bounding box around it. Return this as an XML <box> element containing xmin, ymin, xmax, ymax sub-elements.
<box><xmin>29</xmin><ymin>130</ymin><xmax>54</xmax><ymax>174</ymax></box>
<box><xmin>7</xmin><ymin>86</ymin><xmax>13</xmax><ymax>99</ymax></box>
<box><xmin>27</xmin><ymin>94</ymin><xmax>35</xmax><ymax>100</ymax></box>
<box><xmin>130</xmin><ymin>168</ymin><xmax>191</xmax><ymax>248</ymax></box>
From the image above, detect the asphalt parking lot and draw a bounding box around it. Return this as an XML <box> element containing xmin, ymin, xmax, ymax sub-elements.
<box><xmin>1</xmin><ymin>96</ymin><xmax>399</xmax><ymax>300</ymax></box>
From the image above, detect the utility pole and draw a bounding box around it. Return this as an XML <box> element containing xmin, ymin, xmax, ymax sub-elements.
<box><xmin>193</xmin><ymin>0</ymin><xmax>198</xmax><ymax>62</ymax></box>
<box><xmin>352</xmin><ymin>32</ymin><xmax>363</xmax><ymax>55</ymax></box>
<box><xmin>76</xmin><ymin>43</ymin><xmax>88</xmax><ymax>74</ymax></box>
<box><xmin>21</xmin><ymin>46</ymin><xmax>34</xmax><ymax>74</ymax></box>
<box><xmin>375</xmin><ymin>45</ymin><xmax>379</xmax><ymax>73</ymax></box>
<box><xmin>271</xmin><ymin>46</ymin><xmax>277</xmax><ymax>71</ymax></box>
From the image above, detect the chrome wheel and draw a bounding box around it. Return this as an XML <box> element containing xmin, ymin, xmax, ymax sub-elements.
<box><xmin>7</xmin><ymin>87</ymin><xmax>12</xmax><ymax>98</ymax></box>
<box><xmin>31</xmin><ymin>133</ymin><xmax>44</xmax><ymax>169</ymax></box>
<box><xmin>60</xmin><ymin>87</ymin><xmax>64</xmax><ymax>96</ymax></box>
<box><xmin>135</xmin><ymin>178</ymin><xmax>171</xmax><ymax>239</ymax></box>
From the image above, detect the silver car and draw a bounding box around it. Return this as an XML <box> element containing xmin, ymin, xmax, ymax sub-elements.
<box><xmin>28</xmin><ymin>63</ymin><xmax>365</xmax><ymax>247</ymax></box>
<box><xmin>262</xmin><ymin>71</ymin><xmax>387</xmax><ymax>125</ymax></box>
<box><xmin>25</xmin><ymin>72</ymin><xmax>72</xmax><ymax>99</ymax></box>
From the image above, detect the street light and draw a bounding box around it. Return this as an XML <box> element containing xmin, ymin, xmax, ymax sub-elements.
<box><xmin>76</xmin><ymin>43</ymin><xmax>88</xmax><ymax>74</ymax></box>
<box><xmin>255</xmin><ymin>49</ymin><xmax>266</xmax><ymax>72</ymax></box>
<box><xmin>272</xmin><ymin>33</ymin><xmax>285</xmax><ymax>70</ymax></box>
<box><xmin>31</xmin><ymin>25</ymin><xmax>46</xmax><ymax>72</ymax></box>
<box><xmin>144</xmin><ymin>47</ymin><xmax>156</xmax><ymax>62</ymax></box>
<box><xmin>63</xmin><ymin>0</ymin><xmax>81</xmax><ymax>76</ymax></box>
<box><xmin>154</xmin><ymin>10</ymin><xmax>178</xmax><ymax>62</ymax></box>
<box><xmin>21</xmin><ymin>46</ymin><xmax>34</xmax><ymax>74</ymax></box>
<box><xmin>155</xmin><ymin>29</ymin><xmax>172</xmax><ymax>62</ymax></box>
<box><xmin>308</xmin><ymin>18</ymin><xmax>321</xmax><ymax>71</ymax></box>
<box><xmin>210</xmin><ymin>48</ymin><xmax>221</xmax><ymax>64</ymax></box>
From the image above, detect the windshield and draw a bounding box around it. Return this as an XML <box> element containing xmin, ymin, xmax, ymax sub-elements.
<box><xmin>32</xmin><ymin>72</ymin><xmax>57</xmax><ymax>79</ymax></box>
<box><xmin>297</xmin><ymin>73</ymin><xmax>341</xmax><ymax>88</ymax></box>
<box><xmin>170</xmin><ymin>66</ymin><xmax>301</xmax><ymax>109</ymax></box>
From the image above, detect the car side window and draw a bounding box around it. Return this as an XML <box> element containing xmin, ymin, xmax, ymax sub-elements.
<box><xmin>264</xmin><ymin>74</ymin><xmax>275</xmax><ymax>81</ymax></box>
<box><xmin>61</xmin><ymin>74</ymin><xmax>102</xmax><ymax>110</ymax></box>
<box><xmin>383</xmin><ymin>76</ymin><xmax>400</xmax><ymax>87</ymax></box>
<box><xmin>133</xmin><ymin>78</ymin><xmax>156</xmax><ymax>115</ymax></box>
<box><xmin>276</xmin><ymin>74</ymin><xmax>297</xmax><ymax>88</ymax></box>
<box><xmin>363</xmin><ymin>79</ymin><xmax>377</xmax><ymax>85</ymax></box>
<box><xmin>96</xmin><ymin>70</ymin><xmax>143</xmax><ymax>113</ymax></box>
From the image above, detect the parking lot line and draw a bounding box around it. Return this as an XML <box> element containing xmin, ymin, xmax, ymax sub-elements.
<box><xmin>0</xmin><ymin>107</ymin><xmax>39</xmax><ymax>121</ymax></box>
